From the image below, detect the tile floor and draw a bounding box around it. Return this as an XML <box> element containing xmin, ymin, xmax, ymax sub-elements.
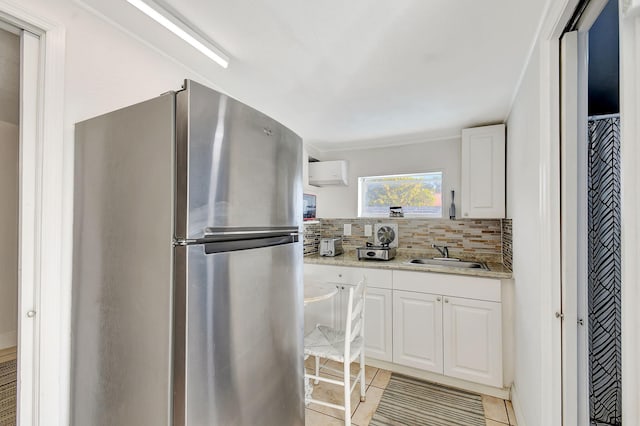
<box><xmin>304</xmin><ymin>357</ymin><xmax>517</xmax><ymax>426</ymax></box>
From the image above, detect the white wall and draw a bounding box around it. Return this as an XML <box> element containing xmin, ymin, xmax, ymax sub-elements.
<box><xmin>506</xmin><ymin>42</ymin><xmax>543</xmax><ymax>425</ymax></box>
<box><xmin>310</xmin><ymin>138</ymin><xmax>461</xmax><ymax>218</ymax></box>
<box><xmin>0</xmin><ymin>121</ymin><xmax>18</xmax><ymax>349</ymax></box>
<box><xmin>506</xmin><ymin>28</ymin><xmax>568</xmax><ymax>423</ymax></box>
<box><xmin>12</xmin><ymin>0</ymin><xmax>236</xmax><ymax>423</ymax></box>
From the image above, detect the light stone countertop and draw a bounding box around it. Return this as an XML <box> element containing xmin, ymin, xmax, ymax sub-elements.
<box><xmin>304</xmin><ymin>250</ymin><xmax>512</xmax><ymax>279</ymax></box>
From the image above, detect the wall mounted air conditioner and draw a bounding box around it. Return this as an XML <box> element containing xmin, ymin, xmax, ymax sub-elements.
<box><xmin>308</xmin><ymin>160</ymin><xmax>348</xmax><ymax>186</ymax></box>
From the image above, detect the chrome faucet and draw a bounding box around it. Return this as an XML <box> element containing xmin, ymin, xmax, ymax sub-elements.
<box><xmin>432</xmin><ymin>244</ymin><xmax>449</xmax><ymax>258</ymax></box>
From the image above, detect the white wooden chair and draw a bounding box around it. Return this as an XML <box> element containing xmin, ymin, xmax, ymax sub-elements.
<box><xmin>304</xmin><ymin>277</ymin><xmax>366</xmax><ymax>426</ymax></box>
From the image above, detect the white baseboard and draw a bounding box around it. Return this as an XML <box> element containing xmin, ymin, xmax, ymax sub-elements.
<box><xmin>0</xmin><ymin>331</ymin><xmax>17</xmax><ymax>350</ymax></box>
<box><xmin>365</xmin><ymin>357</ymin><xmax>511</xmax><ymax>400</ymax></box>
<box><xmin>510</xmin><ymin>383</ymin><xmax>527</xmax><ymax>426</ymax></box>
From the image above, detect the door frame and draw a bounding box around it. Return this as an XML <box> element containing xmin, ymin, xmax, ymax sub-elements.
<box><xmin>0</xmin><ymin>2</ymin><xmax>66</xmax><ymax>425</ymax></box>
<box><xmin>560</xmin><ymin>30</ymin><xmax>587</xmax><ymax>426</ymax></box>
<box><xmin>620</xmin><ymin>2</ymin><xmax>640</xmax><ymax>423</ymax></box>
<box><xmin>506</xmin><ymin>0</ymin><xmax>580</xmax><ymax>424</ymax></box>
<box><xmin>560</xmin><ymin>1</ymin><xmax>640</xmax><ymax>424</ymax></box>
<box><xmin>559</xmin><ymin>1</ymin><xmax>609</xmax><ymax>423</ymax></box>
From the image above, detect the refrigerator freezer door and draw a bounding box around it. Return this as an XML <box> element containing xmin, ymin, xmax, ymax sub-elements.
<box><xmin>175</xmin><ymin>80</ymin><xmax>303</xmax><ymax>240</ymax></box>
<box><xmin>174</xmin><ymin>241</ymin><xmax>304</xmax><ymax>426</ymax></box>
<box><xmin>72</xmin><ymin>94</ymin><xmax>175</xmax><ymax>425</ymax></box>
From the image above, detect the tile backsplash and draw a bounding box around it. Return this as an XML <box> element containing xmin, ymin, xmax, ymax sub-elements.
<box><xmin>501</xmin><ymin>218</ymin><xmax>513</xmax><ymax>271</ymax></box>
<box><xmin>304</xmin><ymin>218</ymin><xmax>513</xmax><ymax>269</ymax></box>
<box><xmin>302</xmin><ymin>221</ymin><xmax>321</xmax><ymax>256</ymax></box>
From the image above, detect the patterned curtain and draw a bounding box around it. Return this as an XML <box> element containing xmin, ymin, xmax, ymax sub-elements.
<box><xmin>588</xmin><ymin>115</ymin><xmax>621</xmax><ymax>426</ymax></box>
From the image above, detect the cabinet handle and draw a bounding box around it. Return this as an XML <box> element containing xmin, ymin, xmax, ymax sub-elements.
<box><xmin>341</xmin><ymin>286</ymin><xmax>345</xmax><ymax>290</ymax></box>
<box><xmin>437</xmin><ymin>297</ymin><xmax>441</xmax><ymax>302</ymax></box>
<box><xmin>338</xmin><ymin>274</ymin><xmax>342</xmax><ymax>277</ymax></box>
<box><xmin>444</xmin><ymin>298</ymin><xmax>449</xmax><ymax>303</ymax></box>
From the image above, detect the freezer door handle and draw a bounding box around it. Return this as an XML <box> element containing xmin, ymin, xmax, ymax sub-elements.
<box><xmin>204</xmin><ymin>234</ymin><xmax>299</xmax><ymax>254</ymax></box>
<box><xmin>202</xmin><ymin>226</ymin><xmax>299</xmax><ymax>241</ymax></box>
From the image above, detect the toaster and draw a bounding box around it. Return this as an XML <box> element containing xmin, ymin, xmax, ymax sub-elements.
<box><xmin>319</xmin><ymin>238</ymin><xmax>344</xmax><ymax>257</ymax></box>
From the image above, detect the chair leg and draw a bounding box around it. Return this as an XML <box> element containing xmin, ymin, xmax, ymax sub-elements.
<box><xmin>314</xmin><ymin>356</ymin><xmax>320</xmax><ymax>385</ymax></box>
<box><xmin>360</xmin><ymin>352</ymin><xmax>366</xmax><ymax>402</ymax></box>
<box><xmin>344</xmin><ymin>361</ymin><xmax>351</xmax><ymax>426</ymax></box>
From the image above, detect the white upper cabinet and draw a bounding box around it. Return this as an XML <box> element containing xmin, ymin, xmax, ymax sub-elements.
<box><xmin>461</xmin><ymin>124</ymin><xmax>505</xmax><ymax>218</ymax></box>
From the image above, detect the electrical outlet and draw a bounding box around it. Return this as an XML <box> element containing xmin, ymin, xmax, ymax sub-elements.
<box><xmin>343</xmin><ymin>223</ymin><xmax>352</xmax><ymax>236</ymax></box>
<box><xmin>364</xmin><ymin>224</ymin><xmax>372</xmax><ymax>236</ymax></box>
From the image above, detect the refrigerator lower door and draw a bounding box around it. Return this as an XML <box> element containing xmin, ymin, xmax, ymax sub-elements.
<box><xmin>174</xmin><ymin>241</ymin><xmax>304</xmax><ymax>426</ymax></box>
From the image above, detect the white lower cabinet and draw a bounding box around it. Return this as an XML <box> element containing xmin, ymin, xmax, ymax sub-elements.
<box><xmin>304</xmin><ymin>264</ymin><xmax>393</xmax><ymax>361</ymax></box>
<box><xmin>365</xmin><ymin>288</ymin><xmax>393</xmax><ymax>362</ymax></box>
<box><xmin>304</xmin><ymin>288</ymin><xmax>339</xmax><ymax>334</ymax></box>
<box><xmin>304</xmin><ymin>264</ymin><xmax>504</xmax><ymax>388</ymax></box>
<box><xmin>392</xmin><ymin>270</ymin><xmax>503</xmax><ymax>388</ymax></box>
<box><xmin>393</xmin><ymin>290</ymin><xmax>442</xmax><ymax>372</ymax></box>
<box><xmin>443</xmin><ymin>296</ymin><xmax>503</xmax><ymax>387</ymax></box>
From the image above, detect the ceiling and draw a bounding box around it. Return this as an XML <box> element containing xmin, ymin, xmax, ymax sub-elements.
<box><xmin>80</xmin><ymin>0</ymin><xmax>548</xmax><ymax>151</ymax></box>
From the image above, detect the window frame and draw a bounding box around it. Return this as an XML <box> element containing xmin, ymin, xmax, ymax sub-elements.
<box><xmin>357</xmin><ymin>170</ymin><xmax>446</xmax><ymax>219</ymax></box>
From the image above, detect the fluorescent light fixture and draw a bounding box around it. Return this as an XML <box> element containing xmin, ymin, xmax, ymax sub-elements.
<box><xmin>127</xmin><ymin>0</ymin><xmax>229</xmax><ymax>68</ymax></box>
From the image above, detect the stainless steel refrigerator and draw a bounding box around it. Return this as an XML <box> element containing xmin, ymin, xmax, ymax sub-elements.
<box><xmin>71</xmin><ymin>80</ymin><xmax>304</xmax><ymax>425</ymax></box>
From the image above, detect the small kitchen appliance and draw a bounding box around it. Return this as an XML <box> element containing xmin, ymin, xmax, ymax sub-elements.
<box><xmin>320</xmin><ymin>238</ymin><xmax>344</xmax><ymax>256</ymax></box>
<box><xmin>356</xmin><ymin>242</ymin><xmax>397</xmax><ymax>261</ymax></box>
<box><xmin>357</xmin><ymin>223</ymin><xmax>398</xmax><ymax>260</ymax></box>
<box><xmin>374</xmin><ymin>223</ymin><xmax>398</xmax><ymax>248</ymax></box>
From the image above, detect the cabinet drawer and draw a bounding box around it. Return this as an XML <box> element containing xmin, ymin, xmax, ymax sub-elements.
<box><xmin>343</xmin><ymin>267</ymin><xmax>392</xmax><ymax>289</ymax></box>
<box><xmin>304</xmin><ymin>264</ymin><xmax>392</xmax><ymax>289</ymax></box>
<box><xmin>393</xmin><ymin>270</ymin><xmax>501</xmax><ymax>302</ymax></box>
<box><xmin>304</xmin><ymin>264</ymin><xmax>346</xmax><ymax>283</ymax></box>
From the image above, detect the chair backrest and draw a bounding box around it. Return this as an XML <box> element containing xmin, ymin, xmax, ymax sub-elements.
<box><xmin>343</xmin><ymin>277</ymin><xmax>367</xmax><ymax>360</ymax></box>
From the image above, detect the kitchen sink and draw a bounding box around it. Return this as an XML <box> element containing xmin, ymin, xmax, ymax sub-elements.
<box><xmin>405</xmin><ymin>258</ymin><xmax>489</xmax><ymax>270</ymax></box>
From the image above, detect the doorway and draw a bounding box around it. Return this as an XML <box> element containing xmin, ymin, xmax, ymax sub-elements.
<box><xmin>561</xmin><ymin>0</ymin><xmax>622</xmax><ymax>424</ymax></box>
<box><xmin>0</xmin><ymin>3</ymin><xmax>66</xmax><ymax>422</ymax></box>
<box><xmin>0</xmin><ymin>21</ymin><xmax>21</xmax><ymax>425</ymax></box>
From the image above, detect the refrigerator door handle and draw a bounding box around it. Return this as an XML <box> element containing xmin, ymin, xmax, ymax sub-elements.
<box><xmin>204</xmin><ymin>234</ymin><xmax>299</xmax><ymax>254</ymax></box>
<box><xmin>202</xmin><ymin>226</ymin><xmax>299</xmax><ymax>241</ymax></box>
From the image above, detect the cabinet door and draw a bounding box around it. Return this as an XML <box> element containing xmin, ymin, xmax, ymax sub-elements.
<box><xmin>443</xmin><ymin>296</ymin><xmax>503</xmax><ymax>387</ymax></box>
<box><xmin>461</xmin><ymin>124</ymin><xmax>505</xmax><ymax>218</ymax></box>
<box><xmin>336</xmin><ymin>284</ymin><xmax>357</xmax><ymax>331</ymax></box>
<box><xmin>364</xmin><ymin>288</ymin><xmax>393</xmax><ymax>362</ymax></box>
<box><xmin>304</xmin><ymin>285</ymin><xmax>339</xmax><ymax>334</ymax></box>
<box><xmin>393</xmin><ymin>290</ymin><xmax>443</xmax><ymax>373</ymax></box>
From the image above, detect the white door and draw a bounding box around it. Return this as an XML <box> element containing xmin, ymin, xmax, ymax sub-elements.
<box><xmin>443</xmin><ymin>296</ymin><xmax>502</xmax><ymax>387</ymax></box>
<box><xmin>560</xmin><ymin>29</ymin><xmax>590</xmax><ymax>425</ymax></box>
<box><xmin>461</xmin><ymin>124</ymin><xmax>505</xmax><ymax>218</ymax></box>
<box><xmin>364</xmin><ymin>288</ymin><xmax>392</xmax><ymax>362</ymax></box>
<box><xmin>392</xmin><ymin>290</ymin><xmax>442</xmax><ymax>373</ymax></box>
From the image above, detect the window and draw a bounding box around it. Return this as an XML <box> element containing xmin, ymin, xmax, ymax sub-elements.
<box><xmin>358</xmin><ymin>172</ymin><xmax>443</xmax><ymax>218</ymax></box>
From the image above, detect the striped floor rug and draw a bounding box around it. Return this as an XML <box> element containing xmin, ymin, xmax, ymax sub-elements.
<box><xmin>0</xmin><ymin>359</ymin><xmax>17</xmax><ymax>425</ymax></box>
<box><xmin>370</xmin><ymin>374</ymin><xmax>485</xmax><ymax>426</ymax></box>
